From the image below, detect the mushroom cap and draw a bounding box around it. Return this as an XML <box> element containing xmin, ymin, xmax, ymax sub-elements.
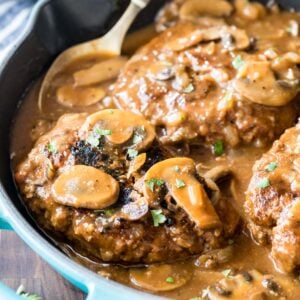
<box><xmin>144</xmin><ymin>157</ymin><xmax>221</xmax><ymax>229</ymax></box>
<box><xmin>57</xmin><ymin>85</ymin><xmax>105</xmax><ymax>107</ymax></box>
<box><xmin>179</xmin><ymin>0</ymin><xmax>233</xmax><ymax>20</ymax></box>
<box><xmin>234</xmin><ymin>60</ymin><xmax>300</xmax><ymax>106</ymax></box>
<box><xmin>51</xmin><ymin>165</ymin><xmax>119</xmax><ymax>209</ymax></box>
<box><xmin>79</xmin><ymin>109</ymin><xmax>155</xmax><ymax>150</ymax></box>
<box><xmin>129</xmin><ymin>263</ymin><xmax>192</xmax><ymax>292</ymax></box>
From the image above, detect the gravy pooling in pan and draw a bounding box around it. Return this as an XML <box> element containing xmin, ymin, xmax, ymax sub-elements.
<box><xmin>11</xmin><ymin>1</ymin><xmax>300</xmax><ymax>299</ymax></box>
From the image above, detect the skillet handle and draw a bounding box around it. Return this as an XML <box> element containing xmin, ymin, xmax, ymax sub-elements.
<box><xmin>0</xmin><ymin>202</ymin><xmax>12</xmax><ymax>230</ymax></box>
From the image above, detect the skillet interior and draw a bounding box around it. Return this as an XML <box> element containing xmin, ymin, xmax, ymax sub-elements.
<box><xmin>2</xmin><ymin>0</ymin><xmax>300</xmax><ymax>298</ymax></box>
<box><xmin>0</xmin><ymin>0</ymin><xmax>167</xmax><ymax>249</ymax></box>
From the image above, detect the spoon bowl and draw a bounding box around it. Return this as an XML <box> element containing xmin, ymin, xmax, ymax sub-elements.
<box><xmin>38</xmin><ymin>0</ymin><xmax>150</xmax><ymax>111</ymax></box>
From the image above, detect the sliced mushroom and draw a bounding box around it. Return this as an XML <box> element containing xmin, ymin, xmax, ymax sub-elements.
<box><xmin>56</xmin><ymin>85</ymin><xmax>105</xmax><ymax>107</ymax></box>
<box><xmin>73</xmin><ymin>56</ymin><xmax>128</xmax><ymax>87</ymax></box>
<box><xmin>234</xmin><ymin>61</ymin><xmax>300</xmax><ymax>106</ymax></box>
<box><xmin>51</xmin><ymin>165</ymin><xmax>119</xmax><ymax>209</ymax></box>
<box><xmin>144</xmin><ymin>158</ymin><xmax>221</xmax><ymax>229</ymax></box>
<box><xmin>127</xmin><ymin>153</ymin><xmax>147</xmax><ymax>179</ymax></box>
<box><xmin>234</xmin><ymin>0</ymin><xmax>266</xmax><ymax>21</ymax></box>
<box><xmin>206</xmin><ymin>270</ymin><xmax>293</xmax><ymax>300</ymax></box>
<box><xmin>165</xmin><ymin>26</ymin><xmax>249</xmax><ymax>52</ymax></box>
<box><xmin>119</xmin><ymin>190</ymin><xmax>148</xmax><ymax>221</ymax></box>
<box><xmin>79</xmin><ymin>109</ymin><xmax>155</xmax><ymax>151</ymax></box>
<box><xmin>204</xmin><ymin>166</ymin><xmax>232</xmax><ymax>183</ymax></box>
<box><xmin>179</xmin><ymin>0</ymin><xmax>233</xmax><ymax>20</ymax></box>
<box><xmin>195</xmin><ymin>246</ymin><xmax>233</xmax><ymax>269</ymax></box>
<box><xmin>129</xmin><ymin>263</ymin><xmax>192</xmax><ymax>292</ymax></box>
<box><xmin>203</xmin><ymin>177</ymin><xmax>220</xmax><ymax>206</ymax></box>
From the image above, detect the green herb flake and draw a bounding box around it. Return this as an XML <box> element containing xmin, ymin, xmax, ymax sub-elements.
<box><xmin>87</xmin><ymin>135</ymin><xmax>100</xmax><ymax>147</ymax></box>
<box><xmin>132</xmin><ymin>134</ymin><xmax>143</xmax><ymax>144</ymax></box>
<box><xmin>257</xmin><ymin>177</ymin><xmax>270</xmax><ymax>189</ymax></box>
<box><xmin>132</xmin><ymin>127</ymin><xmax>146</xmax><ymax>145</ymax></box>
<box><xmin>16</xmin><ymin>285</ymin><xmax>42</xmax><ymax>300</ymax></box>
<box><xmin>232</xmin><ymin>55</ymin><xmax>244</xmax><ymax>70</ymax></box>
<box><xmin>151</xmin><ymin>209</ymin><xmax>167</xmax><ymax>227</ymax></box>
<box><xmin>228</xmin><ymin>239</ymin><xmax>235</xmax><ymax>245</ymax></box>
<box><xmin>146</xmin><ymin>178</ymin><xmax>165</xmax><ymax>192</ymax></box>
<box><xmin>127</xmin><ymin>148</ymin><xmax>138</xmax><ymax>159</ymax></box>
<box><xmin>166</xmin><ymin>276</ymin><xmax>175</xmax><ymax>284</ymax></box>
<box><xmin>94</xmin><ymin>128</ymin><xmax>112</xmax><ymax>136</ymax></box>
<box><xmin>46</xmin><ymin>141</ymin><xmax>57</xmax><ymax>154</ymax></box>
<box><xmin>104</xmin><ymin>208</ymin><xmax>115</xmax><ymax>218</ymax></box>
<box><xmin>221</xmin><ymin>269</ymin><xmax>232</xmax><ymax>277</ymax></box>
<box><xmin>173</xmin><ymin>165</ymin><xmax>180</xmax><ymax>173</ymax></box>
<box><xmin>184</xmin><ymin>83</ymin><xmax>195</xmax><ymax>94</ymax></box>
<box><xmin>265</xmin><ymin>162</ymin><xmax>278</xmax><ymax>172</ymax></box>
<box><xmin>175</xmin><ymin>178</ymin><xmax>186</xmax><ymax>189</ymax></box>
<box><xmin>213</xmin><ymin>140</ymin><xmax>224</xmax><ymax>156</ymax></box>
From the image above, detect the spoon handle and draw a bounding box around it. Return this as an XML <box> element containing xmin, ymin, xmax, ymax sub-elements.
<box><xmin>100</xmin><ymin>0</ymin><xmax>151</xmax><ymax>54</ymax></box>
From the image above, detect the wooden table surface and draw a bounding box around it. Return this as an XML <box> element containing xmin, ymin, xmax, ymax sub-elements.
<box><xmin>0</xmin><ymin>231</ymin><xmax>85</xmax><ymax>300</ymax></box>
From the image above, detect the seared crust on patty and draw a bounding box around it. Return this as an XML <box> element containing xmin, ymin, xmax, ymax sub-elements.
<box><xmin>245</xmin><ymin>123</ymin><xmax>300</xmax><ymax>273</ymax></box>
<box><xmin>112</xmin><ymin>21</ymin><xmax>297</xmax><ymax>147</ymax></box>
<box><xmin>15</xmin><ymin>112</ymin><xmax>239</xmax><ymax>264</ymax></box>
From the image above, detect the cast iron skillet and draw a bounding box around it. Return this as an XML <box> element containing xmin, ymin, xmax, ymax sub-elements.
<box><xmin>0</xmin><ymin>0</ymin><xmax>299</xmax><ymax>299</ymax></box>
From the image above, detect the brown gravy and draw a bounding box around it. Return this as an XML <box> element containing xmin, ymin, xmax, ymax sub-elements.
<box><xmin>10</xmin><ymin>3</ymin><xmax>300</xmax><ymax>299</ymax></box>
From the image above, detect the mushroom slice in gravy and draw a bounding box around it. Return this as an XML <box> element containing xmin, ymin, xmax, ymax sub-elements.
<box><xmin>165</xmin><ymin>25</ymin><xmax>250</xmax><ymax>52</ymax></box>
<box><xmin>57</xmin><ymin>85</ymin><xmax>106</xmax><ymax>107</ymax></box>
<box><xmin>204</xmin><ymin>269</ymin><xmax>294</xmax><ymax>299</ymax></box>
<box><xmin>79</xmin><ymin>109</ymin><xmax>155</xmax><ymax>151</ymax></box>
<box><xmin>52</xmin><ymin>165</ymin><xmax>119</xmax><ymax>209</ymax></box>
<box><xmin>73</xmin><ymin>56</ymin><xmax>128</xmax><ymax>87</ymax></box>
<box><xmin>179</xmin><ymin>0</ymin><xmax>233</xmax><ymax>20</ymax></box>
<box><xmin>234</xmin><ymin>60</ymin><xmax>300</xmax><ymax>106</ymax></box>
<box><xmin>129</xmin><ymin>263</ymin><xmax>192</xmax><ymax>292</ymax></box>
<box><xmin>144</xmin><ymin>157</ymin><xmax>221</xmax><ymax>229</ymax></box>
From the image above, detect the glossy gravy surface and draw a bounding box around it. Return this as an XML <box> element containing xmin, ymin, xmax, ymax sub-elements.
<box><xmin>10</xmin><ymin>7</ymin><xmax>300</xmax><ymax>300</ymax></box>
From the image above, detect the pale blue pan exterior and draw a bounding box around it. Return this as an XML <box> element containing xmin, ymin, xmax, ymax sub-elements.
<box><xmin>1</xmin><ymin>0</ymin><xmax>300</xmax><ymax>299</ymax></box>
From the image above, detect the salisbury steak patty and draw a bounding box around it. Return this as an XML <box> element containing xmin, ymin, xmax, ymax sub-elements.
<box><xmin>112</xmin><ymin>14</ymin><xmax>300</xmax><ymax>147</ymax></box>
<box><xmin>245</xmin><ymin>123</ymin><xmax>300</xmax><ymax>273</ymax></box>
<box><xmin>15</xmin><ymin>110</ymin><xmax>238</xmax><ymax>264</ymax></box>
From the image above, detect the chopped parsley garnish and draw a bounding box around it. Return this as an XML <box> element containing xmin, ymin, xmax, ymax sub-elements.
<box><xmin>184</xmin><ymin>83</ymin><xmax>195</xmax><ymax>93</ymax></box>
<box><xmin>87</xmin><ymin>135</ymin><xmax>100</xmax><ymax>147</ymax></box>
<box><xmin>173</xmin><ymin>165</ymin><xmax>180</xmax><ymax>173</ymax></box>
<box><xmin>132</xmin><ymin>127</ymin><xmax>145</xmax><ymax>144</ymax></box>
<box><xmin>166</xmin><ymin>276</ymin><xmax>175</xmax><ymax>284</ymax></box>
<box><xmin>265</xmin><ymin>162</ymin><xmax>278</xmax><ymax>172</ymax></box>
<box><xmin>175</xmin><ymin>178</ymin><xmax>186</xmax><ymax>189</ymax></box>
<box><xmin>127</xmin><ymin>148</ymin><xmax>138</xmax><ymax>159</ymax></box>
<box><xmin>257</xmin><ymin>177</ymin><xmax>270</xmax><ymax>189</ymax></box>
<box><xmin>232</xmin><ymin>55</ymin><xmax>244</xmax><ymax>69</ymax></box>
<box><xmin>146</xmin><ymin>178</ymin><xmax>165</xmax><ymax>192</ymax></box>
<box><xmin>151</xmin><ymin>209</ymin><xmax>167</xmax><ymax>227</ymax></box>
<box><xmin>16</xmin><ymin>285</ymin><xmax>42</xmax><ymax>300</ymax></box>
<box><xmin>94</xmin><ymin>128</ymin><xmax>112</xmax><ymax>136</ymax></box>
<box><xmin>104</xmin><ymin>208</ymin><xmax>115</xmax><ymax>218</ymax></box>
<box><xmin>46</xmin><ymin>141</ymin><xmax>57</xmax><ymax>153</ymax></box>
<box><xmin>213</xmin><ymin>140</ymin><xmax>224</xmax><ymax>156</ymax></box>
<box><xmin>87</xmin><ymin>127</ymin><xmax>112</xmax><ymax>147</ymax></box>
<box><xmin>221</xmin><ymin>269</ymin><xmax>232</xmax><ymax>277</ymax></box>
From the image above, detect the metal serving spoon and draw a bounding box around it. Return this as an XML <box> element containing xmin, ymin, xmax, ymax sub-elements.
<box><xmin>38</xmin><ymin>0</ymin><xmax>150</xmax><ymax>111</ymax></box>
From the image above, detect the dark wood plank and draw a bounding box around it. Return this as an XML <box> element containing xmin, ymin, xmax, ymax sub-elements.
<box><xmin>0</xmin><ymin>231</ymin><xmax>85</xmax><ymax>300</ymax></box>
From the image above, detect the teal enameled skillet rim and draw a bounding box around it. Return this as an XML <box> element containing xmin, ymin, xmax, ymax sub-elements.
<box><xmin>0</xmin><ymin>0</ymin><xmax>166</xmax><ymax>299</ymax></box>
<box><xmin>1</xmin><ymin>0</ymin><xmax>300</xmax><ymax>299</ymax></box>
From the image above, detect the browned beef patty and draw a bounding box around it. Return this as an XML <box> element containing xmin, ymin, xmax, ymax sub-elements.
<box><xmin>15</xmin><ymin>112</ymin><xmax>238</xmax><ymax>264</ymax></box>
<box><xmin>245</xmin><ymin>123</ymin><xmax>300</xmax><ymax>273</ymax></box>
<box><xmin>112</xmin><ymin>20</ymin><xmax>298</xmax><ymax>147</ymax></box>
